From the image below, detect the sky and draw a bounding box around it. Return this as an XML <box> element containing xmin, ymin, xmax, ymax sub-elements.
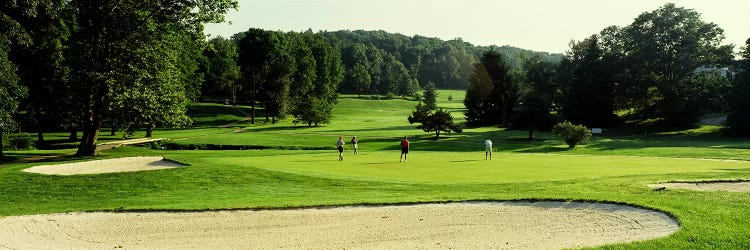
<box><xmin>204</xmin><ymin>0</ymin><xmax>750</xmax><ymax>54</ymax></box>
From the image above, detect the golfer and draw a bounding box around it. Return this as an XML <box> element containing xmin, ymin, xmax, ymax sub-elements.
<box><xmin>484</xmin><ymin>138</ymin><xmax>493</xmax><ymax>160</ymax></box>
<box><xmin>400</xmin><ymin>136</ymin><xmax>410</xmax><ymax>162</ymax></box>
<box><xmin>336</xmin><ymin>136</ymin><xmax>345</xmax><ymax>161</ymax></box>
<box><xmin>351</xmin><ymin>136</ymin><xmax>359</xmax><ymax>155</ymax></box>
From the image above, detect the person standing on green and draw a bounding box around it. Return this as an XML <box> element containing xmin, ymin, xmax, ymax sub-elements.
<box><xmin>484</xmin><ymin>138</ymin><xmax>493</xmax><ymax>160</ymax></box>
<box><xmin>336</xmin><ymin>136</ymin><xmax>345</xmax><ymax>161</ymax></box>
<box><xmin>400</xmin><ymin>136</ymin><xmax>410</xmax><ymax>162</ymax></box>
<box><xmin>350</xmin><ymin>136</ymin><xmax>359</xmax><ymax>155</ymax></box>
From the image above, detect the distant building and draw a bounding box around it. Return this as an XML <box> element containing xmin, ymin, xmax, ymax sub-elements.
<box><xmin>694</xmin><ymin>65</ymin><xmax>731</xmax><ymax>78</ymax></box>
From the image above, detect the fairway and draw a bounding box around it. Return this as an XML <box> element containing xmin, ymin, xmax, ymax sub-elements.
<box><xmin>209</xmin><ymin>151</ymin><xmax>750</xmax><ymax>183</ymax></box>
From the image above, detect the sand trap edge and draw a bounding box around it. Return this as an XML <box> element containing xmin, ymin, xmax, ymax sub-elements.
<box><xmin>648</xmin><ymin>180</ymin><xmax>750</xmax><ymax>192</ymax></box>
<box><xmin>21</xmin><ymin>156</ymin><xmax>186</xmax><ymax>176</ymax></box>
<box><xmin>0</xmin><ymin>200</ymin><xmax>680</xmax><ymax>250</ymax></box>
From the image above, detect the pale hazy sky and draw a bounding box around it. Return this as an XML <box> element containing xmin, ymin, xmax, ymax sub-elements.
<box><xmin>204</xmin><ymin>0</ymin><xmax>749</xmax><ymax>54</ymax></box>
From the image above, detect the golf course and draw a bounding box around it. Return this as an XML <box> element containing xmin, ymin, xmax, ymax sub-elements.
<box><xmin>1</xmin><ymin>90</ymin><xmax>749</xmax><ymax>249</ymax></box>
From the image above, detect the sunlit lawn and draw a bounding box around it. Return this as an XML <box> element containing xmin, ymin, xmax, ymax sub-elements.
<box><xmin>3</xmin><ymin>89</ymin><xmax>750</xmax><ymax>248</ymax></box>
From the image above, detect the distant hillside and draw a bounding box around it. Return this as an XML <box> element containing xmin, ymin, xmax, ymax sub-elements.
<box><xmin>320</xmin><ymin>30</ymin><xmax>563</xmax><ymax>90</ymax></box>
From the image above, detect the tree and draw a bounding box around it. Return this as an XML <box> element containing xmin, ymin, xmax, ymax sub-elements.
<box><xmin>5</xmin><ymin>0</ymin><xmax>70</xmax><ymax>145</ymax></box>
<box><xmin>515</xmin><ymin>57</ymin><xmax>558</xmax><ymax>139</ymax></box>
<box><xmin>463</xmin><ymin>59</ymin><xmax>494</xmax><ymax>124</ymax></box>
<box><xmin>236</xmin><ymin>29</ymin><xmax>294</xmax><ymax>124</ymax></box>
<box><xmin>725</xmin><ymin>38</ymin><xmax>750</xmax><ymax>136</ymax></box>
<box><xmin>301</xmin><ymin>33</ymin><xmax>344</xmax><ymax>126</ymax></box>
<box><xmin>287</xmin><ymin>33</ymin><xmax>318</xmax><ymax>126</ymax></box>
<box><xmin>552</xmin><ymin>121</ymin><xmax>591</xmax><ymax>149</ymax></box>
<box><xmin>108</xmin><ymin>25</ymin><xmax>194</xmax><ymax>138</ymax></box>
<box><xmin>0</xmin><ymin>43</ymin><xmax>27</xmax><ymax>157</ymax></box>
<box><xmin>622</xmin><ymin>3</ymin><xmax>733</xmax><ymax>125</ymax></box>
<box><xmin>408</xmin><ymin>103</ymin><xmax>462</xmax><ymax>139</ymax></box>
<box><xmin>68</xmin><ymin>0</ymin><xmax>237</xmax><ymax>156</ymax></box>
<box><xmin>203</xmin><ymin>36</ymin><xmax>240</xmax><ymax>104</ymax></box>
<box><xmin>340</xmin><ymin>43</ymin><xmax>371</xmax><ymax>95</ymax></box>
<box><xmin>559</xmin><ymin>36</ymin><xmax>619</xmax><ymax>128</ymax></box>
<box><xmin>1</xmin><ymin>0</ymin><xmax>59</xmax><ymax>154</ymax></box>
<box><xmin>463</xmin><ymin>49</ymin><xmax>519</xmax><ymax>125</ymax></box>
<box><xmin>349</xmin><ymin>63</ymin><xmax>371</xmax><ymax>96</ymax></box>
<box><xmin>422</xmin><ymin>82</ymin><xmax>438</xmax><ymax>110</ymax></box>
<box><xmin>260</xmin><ymin>32</ymin><xmax>294</xmax><ymax>124</ymax></box>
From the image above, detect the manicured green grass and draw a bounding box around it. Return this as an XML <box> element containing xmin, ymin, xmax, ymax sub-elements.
<box><xmin>3</xmin><ymin>89</ymin><xmax>750</xmax><ymax>248</ymax></box>
<box><xmin>1</xmin><ymin>147</ymin><xmax>750</xmax><ymax>249</ymax></box>
<box><xmin>211</xmin><ymin>150</ymin><xmax>750</xmax><ymax>184</ymax></box>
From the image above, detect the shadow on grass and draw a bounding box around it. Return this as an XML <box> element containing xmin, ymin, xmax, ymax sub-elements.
<box><xmin>449</xmin><ymin>159</ymin><xmax>479</xmax><ymax>163</ymax></box>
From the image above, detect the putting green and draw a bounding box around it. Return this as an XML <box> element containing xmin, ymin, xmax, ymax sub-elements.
<box><xmin>208</xmin><ymin>151</ymin><xmax>750</xmax><ymax>183</ymax></box>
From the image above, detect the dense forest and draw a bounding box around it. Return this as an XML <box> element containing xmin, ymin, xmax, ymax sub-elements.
<box><xmin>2</xmin><ymin>2</ymin><xmax>749</xmax><ymax>157</ymax></box>
<box><xmin>465</xmin><ymin>4</ymin><xmax>748</xmax><ymax>136</ymax></box>
<box><xmin>202</xmin><ymin>29</ymin><xmax>563</xmax><ymax>99</ymax></box>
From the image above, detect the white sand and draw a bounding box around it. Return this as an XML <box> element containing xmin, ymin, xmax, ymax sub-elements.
<box><xmin>0</xmin><ymin>201</ymin><xmax>678</xmax><ymax>249</ymax></box>
<box><xmin>22</xmin><ymin>156</ymin><xmax>183</xmax><ymax>175</ymax></box>
<box><xmin>648</xmin><ymin>181</ymin><xmax>750</xmax><ymax>192</ymax></box>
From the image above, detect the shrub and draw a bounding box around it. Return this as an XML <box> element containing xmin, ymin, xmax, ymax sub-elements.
<box><xmin>384</xmin><ymin>92</ymin><xmax>396</xmax><ymax>100</ymax></box>
<box><xmin>552</xmin><ymin>121</ymin><xmax>591</xmax><ymax>148</ymax></box>
<box><xmin>412</xmin><ymin>92</ymin><xmax>423</xmax><ymax>102</ymax></box>
<box><xmin>4</xmin><ymin>134</ymin><xmax>35</xmax><ymax>150</ymax></box>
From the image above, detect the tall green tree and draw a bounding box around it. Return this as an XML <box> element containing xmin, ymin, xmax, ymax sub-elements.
<box><xmin>68</xmin><ymin>0</ymin><xmax>237</xmax><ymax>156</ymax></box>
<box><xmin>1</xmin><ymin>0</ymin><xmax>59</xmax><ymax>154</ymax></box>
<box><xmin>0</xmin><ymin>43</ymin><xmax>26</xmax><ymax>157</ymax></box>
<box><xmin>422</xmin><ymin>82</ymin><xmax>438</xmax><ymax>110</ymax></box>
<box><xmin>622</xmin><ymin>3</ymin><xmax>733</xmax><ymax>125</ymax></box>
<box><xmin>515</xmin><ymin>57</ymin><xmax>558</xmax><ymax>139</ymax></box>
<box><xmin>560</xmin><ymin>36</ymin><xmax>619</xmax><ymax>128</ymax></box>
<box><xmin>463</xmin><ymin>49</ymin><xmax>518</xmax><ymax>125</ymax></box>
<box><xmin>108</xmin><ymin>25</ymin><xmax>195</xmax><ymax>138</ymax></box>
<box><xmin>725</xmin><ymin>38</ymin><xmax>750</xmax><ymax>136</ymax></box>
<box><xmin>287</xmin><ymin>33</ymin><xmax>317</xmax><ymax>126</ymax></box>
<box><xmin>341</xmin><ymin>43</ymin><xmax>371</xmax><ymax>95</ymax></box>
<box><xmin>295</xmin><ymin>33</ymin><xmax>344</xmax><ymax>126</ymax></box>
<box><xmin>236</xmin><ymin>29</ymin><xmax>295</xmax><ymax>124</ymax></box>
<box><xmin>463</xmin><ymin>59</ymin><xmax>494</xmax><ymax>124</ymax></box>
<box><xmin>5</xmin><ymin>0</ymin><xmax>70</xmax><ymax>144</ymax></box>
<box><xmin>204</xmin><ymin>36</ymin><xmax>240</xmax><ymax>105</ymax></box>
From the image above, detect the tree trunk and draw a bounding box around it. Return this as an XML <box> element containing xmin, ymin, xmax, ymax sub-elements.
<box><xmin>69</xmin><ymin>129</ymin><xmax>78</xmax><ymax>141</ymax></box>
<box><xmin>251</xmin><ymin>74</ymin><xmax>257</xmax><ymax>124</ymax></box>
<box><xmin>272</xmin><ymin>116</ymin><xmax>275</xmax><ymax>124</ymax></box>
<box><xmin>435</xmin><ymin>130</ymin><xmax>440</xmax><ymax>140</ymax></box>
<box><xmin>77</xmin><ymin>116</ymin><xmax>102</xmax><ymax>156</ymax></box>
<box><xmin>146</xmin><ymin>126</ymin><xmax>153</xmax><ymax>138</ymax></box>
<box><xmin>0</xmin><ymin>133</ymin><xmax>4</xmax><ymax>158</ymax></box>
<box><xmin>76</xmin><ymin>87</ymin><xmax>105</xmax><ymax>156</ymax></box>
<box><xmin>251</xmin><ymin>102</ymin><xmax>255</xmax><ymax>124</ymax></box>
<box><xmin>528</xmin><ymin>128</ymin><xmax>533</xmax><ymax>140</ymax></box>
<box><xmin>231</xmin><ymin>82</ymin><xmax>237</xmax><ymax>107</ymax></box>
<box><xmin>110</xmin><ymin>123</ymin><xmax>117</xmax><ymax>136</ymax></box>
<box><xmin>37</xmin><ymin>131</ymin><xmax>45</xmax><ymax>144</ymax></box>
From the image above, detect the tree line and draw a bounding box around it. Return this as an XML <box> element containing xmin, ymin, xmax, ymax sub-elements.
<box><xmin>203</xmin><ymin>29</ymin><xmax>563</xmax><ymax>99</ymax></box>
<box><xmin>465</xmin><ymin>4</ymin><xmax>750</xmax><ymax>139</ymax></box>
<box><xmin>1</xmin><ymin>0</ymin><xmax>237</xmax><ymax>156</ymax></box>
<box><xmin>3</xmin><ymin>2</ymin><xmax>749</xmax><ymax>158</ymax></box>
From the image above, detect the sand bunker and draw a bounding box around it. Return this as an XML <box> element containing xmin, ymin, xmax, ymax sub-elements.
<box><xmin>648</xmin><ymin>181</ymin><xmax>750</xmax><ymax>192</ymax></box>
<box><xmin>0</xmin><ymin>201</ymin><xmax>678</xmax><ymax>249</ymax></box>
<box><xmin>22</xmin><ymin>156</ymin><xmax>183</xmax><ymax>175</ymax></box>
